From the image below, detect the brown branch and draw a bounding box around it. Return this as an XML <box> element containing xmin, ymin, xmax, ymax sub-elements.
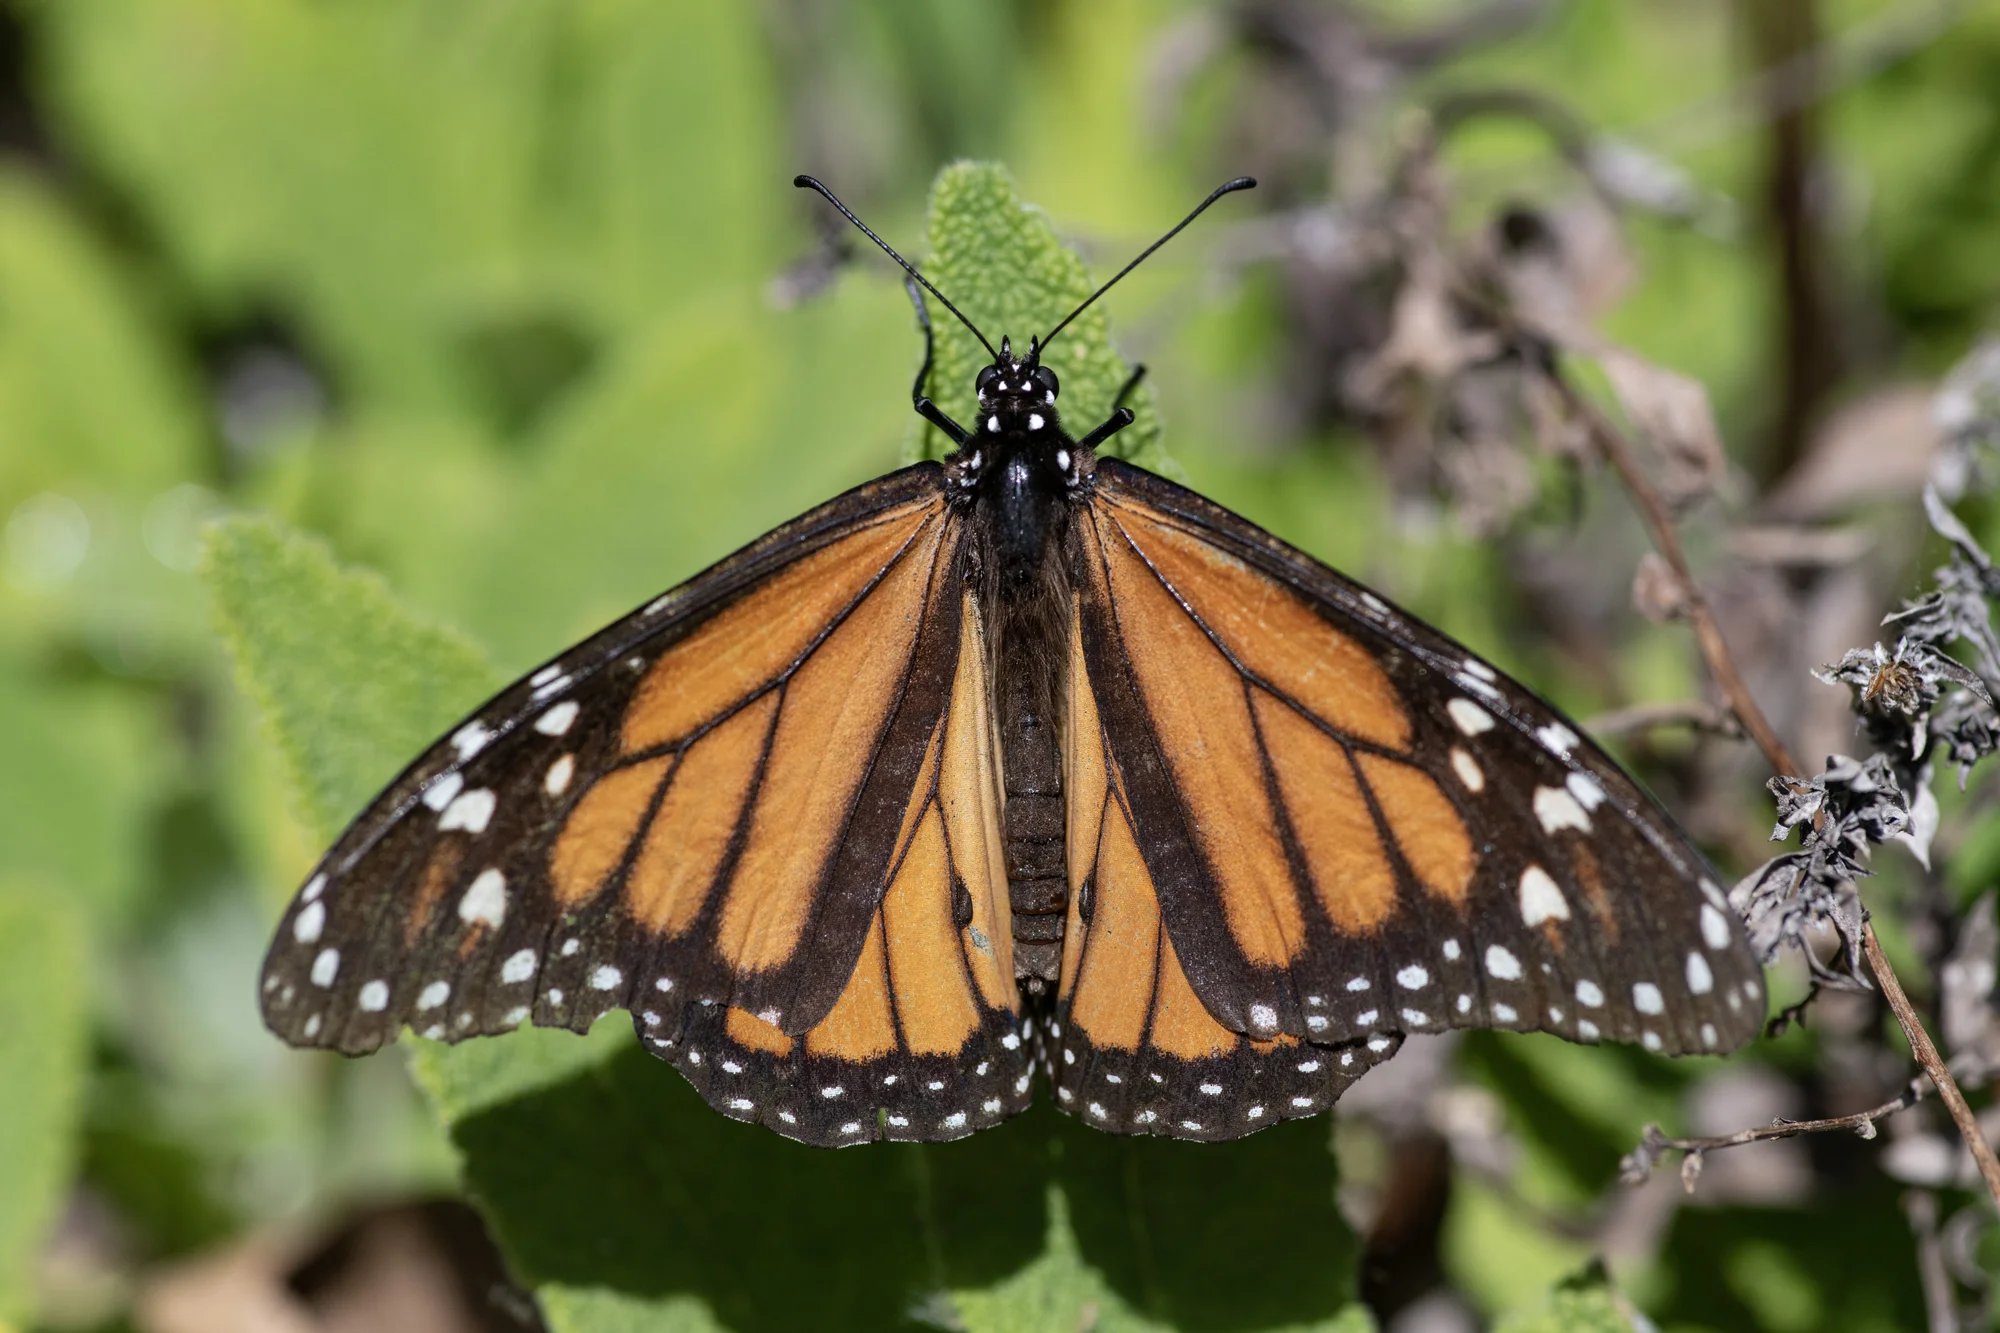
<box><xmin>1622</xmin><ymin>1071</ymin><xmax>1930</xmax><ymax>1192</ymax></box>
<box><xmin>1547</xmin><ymin>365</ymin><xmax>2000</xmax><ymax>1214</ymax></box>
<box><xmin>1867</xmin><ymin>927</ymin><xmax>2000</xmax><ymax>1207</ymax></box>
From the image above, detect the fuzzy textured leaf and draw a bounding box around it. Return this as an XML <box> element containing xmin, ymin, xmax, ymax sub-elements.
<box><xmin>912</xmin><ymin>161</ymin><xmax>1170</xmax><ymax>474</ymax></box>
<box><xmin>0</xmin><ymin>886</ymin><xmax>89</xmax><ymax>1326</ymax></box>
<box><xmin>203</xmin><ymin>515</ymin><xmax>497</xmax><ymax>838</ymax></box>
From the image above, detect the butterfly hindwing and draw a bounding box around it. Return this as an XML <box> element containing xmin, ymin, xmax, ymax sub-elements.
<box><xmin>260</xmin><ymin>463</ymin><xmax>1027</xmax><ymax>1144</ymax></box>
<box><xmin>1053</xmin><ymin>458</ymin><xmax>1762</xmax><ymax>1104</ymax></box>
<box><xmin>656</xmin><ymin>586</ymin><xmax>1034</xmax><ymax>1144</ymax></box>
<box><xmin>1052</xmin><ymin>612</ymin><xmax>1402</xmax><ymax>1139</ymax></box>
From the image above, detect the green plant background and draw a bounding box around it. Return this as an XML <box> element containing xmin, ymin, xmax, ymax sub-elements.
<box><xmin>2</xmin><ymin>1</ymin><xmax>1997</xmax><ymax>1330</ymax></box>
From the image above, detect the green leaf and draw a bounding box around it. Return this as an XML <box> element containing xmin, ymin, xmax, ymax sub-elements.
<box><xmin>912</xmin><ymin>161</ymin><xmax>1173</xmax><ymax>475</ymax></box>
<box><xmin>0</xmin><ymin>884</ymin><xmax>90</xmax><ymax>1326</ymax></box>
<box><xmin>202</xmin><ymin>514</ymin><xmax>497</xmax><ymax>839</ymax></box>
<box><xmin>41</xmin><ymin>0</ymin><xmax>783</xmax><ymax>412</ymax></box>
<box><xmin>1493</xmin><ymin>1262</ymin><xmax>1643</xmax><ymax>1333</ymax></box>
<box><xmin>0</xmin><ymin>664</ymin><xmax>170</xmax><ymax>929</ymax></box>
<box><xmin>0</xmin><ymin>167</ymin><xmax>205</xmax><ymax>510</ymax></box>
<box><xmin>205</xmin><ymin>511</ymin><xmax>1371</xmax><ymax>1332</ymax></box>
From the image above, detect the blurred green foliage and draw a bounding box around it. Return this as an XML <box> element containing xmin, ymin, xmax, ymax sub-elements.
<box><xmin>2</xmin><ymin>0</ymin><xmax>1996</xmax><ymax>1329</ymax></box>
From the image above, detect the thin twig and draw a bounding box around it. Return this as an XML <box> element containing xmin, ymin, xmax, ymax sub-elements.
<box><xmin>1547</xmin><ymin>365</ymin><xmax>2000</xmax><ymax>1214</ymax></box>
<box><xmin>1624</xmin><ymin>1071</ymin><xmax>1927</xmax><ymax>1188</ymax></box>
<box><xmin>1585</xmin><ymin>699</ymin><xmax>1745</xmax><ymax>741</ymax></box>
<box><xmin>1867</xmin><ymin>927</ymin><xmax>2000</xmax><ymax>1207</ymax></box>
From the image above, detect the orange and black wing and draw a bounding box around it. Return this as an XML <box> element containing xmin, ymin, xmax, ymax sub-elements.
<box><xmin>1049</xmin><ymin>458</ymin><xmax>1763</xmax><ymax>1139</ymax></box>
<box><xmin>259</xmin><ymin>463</ymin><xmax>1031</xmax><ymax>1146</ymax></box>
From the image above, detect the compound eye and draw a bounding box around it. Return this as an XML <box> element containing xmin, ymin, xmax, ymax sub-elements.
<box><xmin>1032</xmin><ymin>366</ymin><xmax>1058</xmax><ymax>398</ymax></box>
<box><xmin>975</xmin><ymin>365</ymin><xmax>1000</xmax><ymax>399</ymax></box>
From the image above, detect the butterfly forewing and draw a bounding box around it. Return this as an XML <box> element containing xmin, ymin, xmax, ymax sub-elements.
<box><xmin>1043</xmin><ymin>459</ymin><xmax>1762</xmax><ymax>1127</ymax></box>
<box><xmin>260</xmin><ymin>464</ymin><xmax>1029</xmax><ymax>1144</ymax></box>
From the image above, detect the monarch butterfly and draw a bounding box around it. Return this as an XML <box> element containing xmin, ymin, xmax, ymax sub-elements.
<box><xmin>260</xmin><ymin>175</ymin><xmax>1764</xmax><ymax>1146</ymax></box>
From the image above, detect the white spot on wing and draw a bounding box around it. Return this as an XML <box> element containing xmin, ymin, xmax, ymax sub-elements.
<box><xmin>458</xmin><ymin>869</ymin><xmax>507</xmax><ymax>927</ymax></box>
<box><xmin>359</xmin><ymin>980</ymin><xmax>389</xmax><ymax>1012</ymax></box>
<box><xmin>1518</xmin><ymin>866</ymin><xmax>1571</xmax><ymax>925</ymax></box>
<box><xmin>418</xmin><ymin>981</ymin><xmax>450</xmax><ymax>1011</ymax></box>
<box><xmin>451</xmin><ymin>721</ymin><xmax>493</xmax><ymax>761</ymax></box>
<box><xmin>1533</xmin><ymin>785</ymin><xmax>1592</xmax><ymax>835</ymax></box>
<box><xmin>545</xmin><ymin>753</ymin><xmax>575</xmax><ymax>796</ymax></box>
<box><xmin>1633</xmin><ymin>982</ymin><xmax>1665</xmax><ymax>1014</ymax></box>
<box><xmin>294</xmin><ymin>901</ymin><xmax>325</xmax><ymax>944</ymax></box>
<box><xmin>1442</xmin><ymin>939</ymin><xmax>1461</xmax><ymax>961</ymax></box>
<box><xmin>501</xmin><ymin>949</ymin><xmax>536</xmax><ymax>983</ymax></box>
<box><xmin>1535</xmin><ymin>722</ymin><xmax>1581</xmax><ymax>756</ymax></box>
<box><xmin>535</xmin><ymin>701</ymin><xmax>580</xmax><ymax>736</ymax></box>
<box><xmin>1485</xmin><ymin>945</ymin><xmax>1522</xmax><ymax>980</ymax></box>
<box><xmin>1346</xmin><ymin>976</ymin><xmax>1370</xmax><ymax>992</ymax></box>
<box><xmin>1701</xmin><ymin>904</ymin><xmax>1732</xmax><ymax>950</ymax></box>
<box><xmin>1248</xmin><ymin>1002</ymin><xmax>1278</xmax><ymax>1031</ymax></box>
<box><xmin>302</xmin><ymin>873</ymin><xmax>327</xmax><ymax>903</ymax></box>
<box><xmin>421</xmin><ymin>771</ymin><xmax>464</xmax><ymax>811</ymax></box>
<box><xmin>439</xmin><ymin>788</ymin><xmax>497</xmax><ymax>834</ymax></box>
<box><xmin>1456</xmin><ymin>672</ymin><xmax>1502</xmax><ymax>700</ymax></box>
<box><xmin>1686</xmin><ymin>951</ymin><xmax>1713</xmax><ymax>994</ymax></box>
<box><xmin>1566</xmin><ymin>771</ymin><xmax>1607</xmax><ymax>810</ymax></box>
<box><xmin>590</xmin><ymin>965</ymin><xmax>624</xmax><ymax>991</ymax></box>
<box><xmin>1450</xmin><ymin>748</ymin><xmax>1485</xmax><ymax>792</ymax></box>
<box><xmin>310</xmin><ymin>948</ymin><xmax>340</xmax><ymax>987</ymax></box>
<box><xmin>1396</xmin><ymin>964</ymin><xmax>1429</xmax><ymax>990</ymax></box>
<box><xmin>1492</xmin><ymin>1003</ymin><xmax>1518</xmax><ymax>1022</ymax></box>
<box><xmin>1448</xmin><ymin>698</ymin><xmax>1495</xmax><ymax>735</ymax></box>
<box><xmin>1575</xmin><ymin>979</ymin><xmax>1604</xmax><ymax>1007</ymax></box>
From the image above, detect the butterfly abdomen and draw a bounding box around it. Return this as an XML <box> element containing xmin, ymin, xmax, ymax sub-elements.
<box><xmin>999</xmin><ymin>634</ymin><xmax>1068</xmax><ymax>989</ymax></box>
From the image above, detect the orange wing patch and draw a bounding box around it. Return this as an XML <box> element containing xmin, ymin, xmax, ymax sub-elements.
<box><xmin>1093</xmin><ymin>509</ymin><xmax>1306</xmax><ymax>968</ymax></box>
<box><xmin>716</xmin><ymin>517</ymin><xmax>946</xmax><ymax>975</ymax></box>
<box><xmin>1053</xmin><ymin>765</ymin><xmax>1396</xmax><ymax>1139</ymax></box>
<box><xmin>551</xmin><ymin>755</ymin><xmax>673</xmax><ymax>907</ymax></box>
<box><xmin>1355</xmin><ymin>753</ymin><xmax>1476</xmax><ymax>906</ymax></box>
<box><xmin>936</xmin><ymin>594</ymin><xmax>1014</xmax><ymax>1005</ymax></box>
<box><xmin>1108</xmin><ymin>503</ymin><xmax>1410</xmax><ymax>751</ymax></box>
<box><xmin>1251</xmin><ymin>693</ymin><xmax>1398</xmax><ymax>934</ymax></box>
<box><xmin>643</xmin><ymin>575</ymin><xmax>1031</xmax><ymax>1147</ymax></box>
<box><xmin>622</xmin><ymin>501</ymin><xmax>939</xmax><ymax>753</ymax></box>
<box><xmin>627</xmin><ymin>693</ymin><xmax>778</xmax><ymax>935</ymax></box>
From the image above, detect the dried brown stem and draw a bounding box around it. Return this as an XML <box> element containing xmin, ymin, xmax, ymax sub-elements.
<box><xmin>1867</xmin><ymin>927</ymin><xmax>2000</xmax><ymax>1207</ymax></box>
<box><xmin>1625</xmin><ymin>1071</ymin><xmax>1928</xmax><ymax>1191</ymax></box>
<box><xmin>1548</xmin><ymin>365</ymin><xmax>2000</xmax><ymax>1214</ymax></box>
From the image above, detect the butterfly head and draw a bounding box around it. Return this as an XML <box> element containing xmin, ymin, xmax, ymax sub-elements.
<box><xmin>975</xmin><ymin>336</ymin><xmax>1061</xmax><ymax>438</ymax></box>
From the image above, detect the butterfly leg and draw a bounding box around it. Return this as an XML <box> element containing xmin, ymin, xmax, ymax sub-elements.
<box><xmin>905</xmin><ymin>277</ymin><xmax>971</xmax><ymax>446</ymax></box>
<box><xmin>1074</xmin><ymin>366</ymin><xmax>1145</xmax><ymax>453</ymax></box>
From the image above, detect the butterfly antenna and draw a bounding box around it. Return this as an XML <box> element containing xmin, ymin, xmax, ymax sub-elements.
<box><xmin>1038</xmin><ymin>177</ymin><xmax>1256</xmax><ymax>354</ymax></box>
<box><xmin>794</xmin><ymin>175</ymin><xmax>999</xmax><ymax>361</ymax></box>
